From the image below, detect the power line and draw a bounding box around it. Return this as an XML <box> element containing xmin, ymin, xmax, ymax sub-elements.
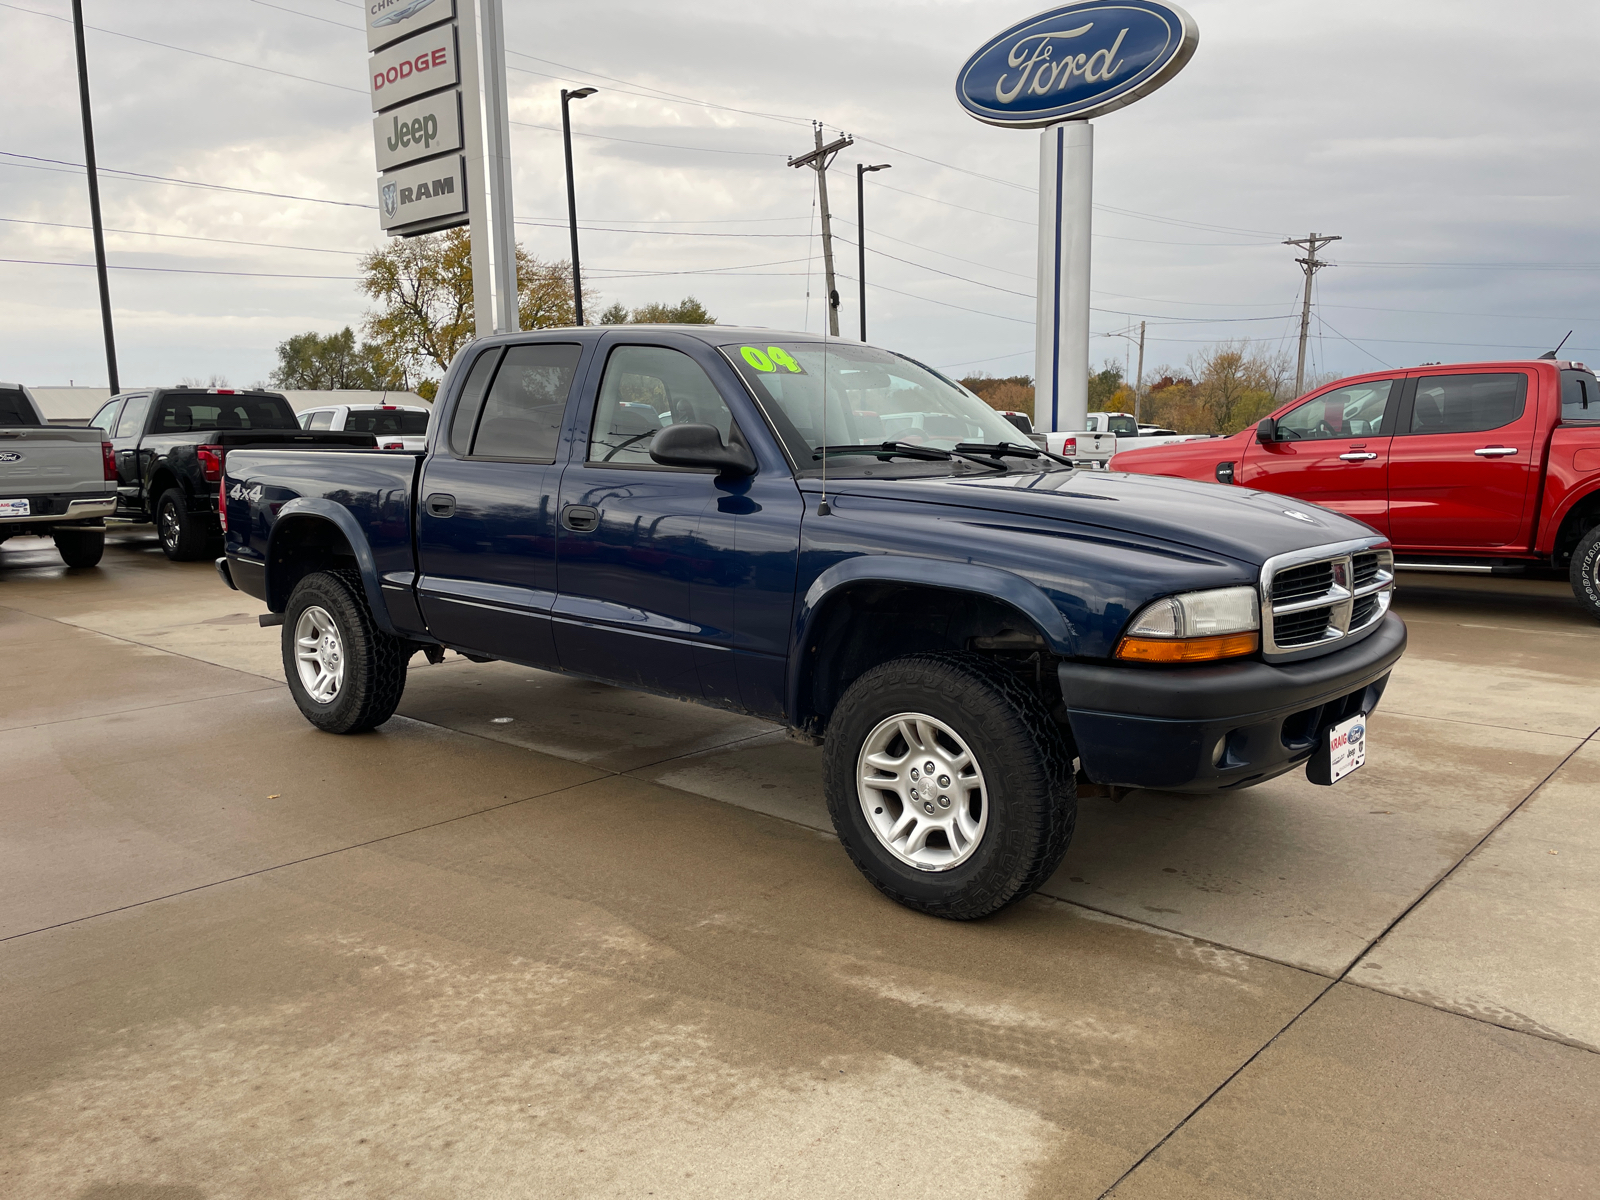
<box><xmin>0</xmin><ymin>214</ymin><xmax>367</xmax><ymax>256</ymax></box>
<box><xmin>3</xmin><ymin>256</ymin><xmax>357</xmax><ymax>279</ymax></box>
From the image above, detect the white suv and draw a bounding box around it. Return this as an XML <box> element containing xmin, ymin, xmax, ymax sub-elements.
<box><xmin>298</xmin><ymin>403</ymin><xmax>431</xmax><ymax>451</ymax></box>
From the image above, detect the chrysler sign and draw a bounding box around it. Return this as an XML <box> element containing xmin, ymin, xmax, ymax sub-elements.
<box><xmin>956</xmin><ymin>2</ymin><xmax>1198</xmax><ymax>127</ymax></box>
<box><xmin>366</xmin><ymin>0</ymin><xmax>455</xmax><ymax>52</ymax></box>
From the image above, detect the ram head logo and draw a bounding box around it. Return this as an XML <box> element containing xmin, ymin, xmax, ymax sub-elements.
<box><xmin>381</xmin><ymin>182</ymin><xmax>399</xmax><ymax>218</ymax></box>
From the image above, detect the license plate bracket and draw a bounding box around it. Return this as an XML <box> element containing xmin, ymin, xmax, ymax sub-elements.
<box><xmin>1306</xmin><ymin>711</ymin><xmax>1367</xmax><ymax>786</ymax></box>
<box><xmin>0</xmin><ymin>498</ymin><xmax>30</xmax><ymax>518</ymax></box>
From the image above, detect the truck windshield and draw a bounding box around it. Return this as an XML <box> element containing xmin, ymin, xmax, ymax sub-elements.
<box><xmin>1562</xmin><ymin>370</ymin><xmax>1600</xmax><ymax>421</ymax></box>
<box><xmin>343</xmin><ymin>409</ymin><xmax>430</xmax><ymax>436</ymax></box>
<box><xmin>723</xmin><ymin>341</ymin><xmax>1033</xmax><ymax>468</ymax></box>
<box><xmin>0</xmin><ymin>387</ymin><xmax>42</xmax><ymax>426</ymax></box>
<box><xmin>152</xmin><ymin>393</ymin><xmax>299</xmax><ymax>432</ymax></box>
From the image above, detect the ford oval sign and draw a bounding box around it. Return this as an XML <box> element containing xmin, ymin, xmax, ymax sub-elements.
<box><xmin>956</xmin><ymin>2</ymin><xmax>1198</xmax><ymax>127</ymax></box>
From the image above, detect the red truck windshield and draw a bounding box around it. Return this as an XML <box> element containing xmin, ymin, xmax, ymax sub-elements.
<box><xmin>153</xmin><ymin>393</ymin><xmax>299</xmax><ymax>432</ymax></box>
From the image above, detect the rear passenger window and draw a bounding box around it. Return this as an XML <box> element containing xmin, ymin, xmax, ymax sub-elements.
<box><xmin>1407</xmin><ymin>374</ymin><xmax>1525</xmax><ymax>435</ymax></box>
<box><xmin>1561</xmin><ymin>371</ymin><xmax>1599</xmax><ymax>421</ymax></box>
<box><xmin>589</xmin><ymin>345</ymin><xmax>735</xmax><ymax>465</ymax></box>
<box><xmin>450</xmin><ymin>343</ymin><xmax>581</xmax><ymax>460</ymax></box>
<box><xmin>115</xmin><ymin>394</ymin><xmax>153</xmax><ymax>438</ymax></box>
<box><xmin>306</xmin><ymin>410</ymin><xmax>335</xmax><ymax>430</ymax></box>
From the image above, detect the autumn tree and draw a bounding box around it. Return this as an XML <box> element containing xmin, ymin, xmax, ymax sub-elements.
<box><xmin>1138</xmin><ymin>342</ymin><xmax>1294</xmax><ymax>434</ymax></box>
<box><xmin>359</xmin><ymin>228</ymin><xmax>596</xmax><ymax>395</ymax></box>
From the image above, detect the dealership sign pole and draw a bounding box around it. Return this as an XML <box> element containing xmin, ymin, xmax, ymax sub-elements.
<box><xmin>956</xmin><ymin>3</ymin><xmax>1197</xmax><ymax>435</ymax></box>
<box><xmin>366</xmin><ymin>0</ymin><xmax>518</xmax><ymax>338</ymax></box>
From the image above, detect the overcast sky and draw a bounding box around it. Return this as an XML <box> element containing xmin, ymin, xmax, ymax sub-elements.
<box><xmin>2</xmin><ymin>0</ymin><xmax>1597</xmax><ymax>391</ymax></box>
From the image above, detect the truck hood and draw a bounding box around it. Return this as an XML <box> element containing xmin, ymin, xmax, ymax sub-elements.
<box><xmin>816</xmin><ymin>467</ymin><xmax>1380</xmax><ymax>566</ymax></box>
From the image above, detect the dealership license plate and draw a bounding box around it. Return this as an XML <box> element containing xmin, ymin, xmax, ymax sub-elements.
<box><xmin>1328</xmin><ymin>712</ymin><xmax>1367</xmax><ymax>783</ymax></box>
<box><xmin>0</xmin><ymin>498</ymin><xmax>29</xmax><ymax>518</ymax></box>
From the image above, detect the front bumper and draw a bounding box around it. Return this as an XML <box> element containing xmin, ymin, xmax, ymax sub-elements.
<box><xmin>1059</xmin><ymin>613</ymin><xmax>1406</xmax><ymax>793</ymax></box>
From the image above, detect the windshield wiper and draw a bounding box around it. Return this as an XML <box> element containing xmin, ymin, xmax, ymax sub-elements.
<box><xmin>955</xmin><ymin>440</ymin><xmax>1075</xmax><ymax>468</ymax></box>
<box><xmin>814</xmin><ymin>441</ymin><xmax>1007</xmax><ymax>471</ymax></box>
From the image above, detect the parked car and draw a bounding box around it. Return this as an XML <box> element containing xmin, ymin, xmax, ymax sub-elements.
<box><xmin>298</xmin><ymin>403</ymin><xmax>432</xmax><ymax>452</ymax></box>
<box><xmin>0</xmin><ymin>381</ymin><xmax>116</xmax><ymax>566</ymax></box>
<box><xmin>218</xmin><ymin>326</ymin><xmax>1406</xmax><ymax>920</ymax></box>
<box><xmin>1110</xmin><ymin>358</ymin><xmax>1600</xmax><ymax>620</ymax></box>
<box><xmin>91</xmin><ymin>387</ymin><xmax>376</xmax><ymax>561</ymax></box>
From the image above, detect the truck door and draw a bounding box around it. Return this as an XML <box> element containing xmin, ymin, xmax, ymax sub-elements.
<box><xmin>1387</xmin><ymin>369</ymin><xmax>1538</xmax><ymax>549</ymax></box>
<box><xmin>553</xmin><ymin>339</ymin><xmax>798</xmax><ymax>712</ymax></box>
<box><xmin>1238</xmin><ymin>377</ymin><xmax>1398</xmax><ymax>534</ymax></box>
<box><xmin>414</xmin><ymin>342</ymin><xmax>584</xmax><ymax>666</ymax></box>
<box><xmin>110</xmin><ymin>393</ymin><xmax>153</xmax><ymax>510</ymax></box>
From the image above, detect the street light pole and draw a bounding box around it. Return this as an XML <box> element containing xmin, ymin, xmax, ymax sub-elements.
<box><xmin>855</xmin><ymin>162</ymin><xmax>890</xmax><ymax>341</ymax></box>
<box><xmin>70</xmin><ymin>0</ymin><xmax>118</xmax><ymax>394</ymax></box>
<box><xmin>561</xmin><ymin>87</ymin><xmax>597</xmax><ymax>325</ymax></box>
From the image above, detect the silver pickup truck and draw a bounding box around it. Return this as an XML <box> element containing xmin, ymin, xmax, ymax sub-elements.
<box><xmin>0</xmin><ymin>383</ymin><xmax>117</xmax><ymax>567</ymax></box>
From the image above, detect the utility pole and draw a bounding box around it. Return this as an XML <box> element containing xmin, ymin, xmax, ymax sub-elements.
<box><xmin>788</xmin><ymin>124</ymin><xmax>853</xmax><ymax>337</ymax></box>
<box><xmin>70</xmin><ymin>0</ymin><xmax>118</xmax><ymax>394</ymax></box>
<box><xmin>1284</xmin><ymin>232</ymin><xmax>1340</xmax><ymax>395</ymax></box>
<box><xmin>561</xmin><ymin>87</ymin><xmax>598</xmax><ymax>325</ymax></box>
<box><xmin>856</xmin><ymin>162</ymin><xmax>891</xmax><ymax>341</ymax></box>
<box><xmin>1134</xmin><ymin>319</ymin><xmax>1145</xmax><ymax>424</ymax></box>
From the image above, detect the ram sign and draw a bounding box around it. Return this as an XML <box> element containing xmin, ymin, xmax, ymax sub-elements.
<box><xmin>378</xmin><ymin>155</ymin><xmax>468</xmax><ymax>235</ymax></box>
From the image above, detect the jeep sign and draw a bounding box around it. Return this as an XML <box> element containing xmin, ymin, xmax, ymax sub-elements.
<box><xmin>366</xmin><ymin>0</ymin><xmax>455</xmax><ymax>53</ymax></box>
<box><xmin>369</xmin><ymin>24</ymin><xmax>458</xmax><ymax>113</ymax></box>
<box><xmin>373</xmin><ymin>89</ymin><xmax>463</xmax><ymax>172</ymax></box>
<box><xmin>377</xmin><ymin>154</ymin><xmax>467</xmax><ymax>234</ymax></box>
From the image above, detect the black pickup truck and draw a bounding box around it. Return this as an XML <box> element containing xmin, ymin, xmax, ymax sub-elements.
<box><xmin>89</xmin><ymin>388</ymin><xmax>374</xmax><ymax>560</ymax></box>
<box><xmin>219</xmin><ymin>326</ymin><xmax>1406</xmax><ymax>920</ymax></box>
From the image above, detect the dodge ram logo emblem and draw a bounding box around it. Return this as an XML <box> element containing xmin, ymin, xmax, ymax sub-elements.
<box><xmin>0</xmin><ymin>451</ymin><xmax>22</xmax><ymax>463</ymax></box>
<box><xmin>381</xmin><ymin>182</ymin><xmax>399</xmax><ymax>218</ymax></box>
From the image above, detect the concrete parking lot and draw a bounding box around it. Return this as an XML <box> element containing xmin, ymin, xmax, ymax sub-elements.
<box><xmin>3</xmin><ymin>527</ymin><xmax>1598</xmax><ymax>1199</ymax></box>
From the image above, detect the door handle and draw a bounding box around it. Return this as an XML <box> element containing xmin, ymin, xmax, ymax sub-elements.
<box><xmin>425</xmin><ymin>492</ymin><xmax>455</xmax><ymax>517</ymax></box>
<box><xmin>1339</xmin><ymin>452</ymin><xmax>1378</xmax><ymax>461</ymax></box>
<box><xmin>1474</xmin><ymin>447</ymin><xmax>1517</xmax><ymax>457</ymax></box>
<box><xmin>562</xmin><ymin>504</ymin><xmax>599</xmax><ymax>532</ymax></box>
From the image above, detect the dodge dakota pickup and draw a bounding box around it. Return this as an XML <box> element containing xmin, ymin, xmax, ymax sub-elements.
<box><xmin>1111</xmin><ymin>359</ymin><xmax>1600</xmax><ymax>621</ymax></box>
<box><xmin>219</xmin><ymin>326</ymin><xmax>1406</xmax><ymax>919</ymax></box>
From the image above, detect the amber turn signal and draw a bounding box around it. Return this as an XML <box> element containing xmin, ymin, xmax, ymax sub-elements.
<box><xmin>1115</xmin><ymin>631</ymin><xmax>1260</xmax><ymax>663</ymax></box>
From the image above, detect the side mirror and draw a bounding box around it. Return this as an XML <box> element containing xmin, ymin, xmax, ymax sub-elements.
<box><xmin>648</xmin><ymin>423</ymin><xmax>757</xmax><ymax>477</ymax></box>
<box><xmin>1256</xmin><ymin>417</ymin><xmax>1279</xmax><ymax>444</ymax></box>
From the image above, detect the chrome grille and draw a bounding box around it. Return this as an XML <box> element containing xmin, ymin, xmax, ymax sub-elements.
<box><xmin>1260</xmin><ymin>540</ymin><xmax>1394</xmax><ymax>662</ymax></box>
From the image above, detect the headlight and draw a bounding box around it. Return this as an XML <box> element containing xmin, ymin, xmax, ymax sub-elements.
<box><xmin>1116</xmin><ymin>586</ymin><xmax>1260</xmax><ymax>663</ymax></box>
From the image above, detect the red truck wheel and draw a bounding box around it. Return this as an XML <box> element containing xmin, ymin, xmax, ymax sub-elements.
<box><xmin>1571</xmin><ymin>526</ymin><xmax>1600</xmax><ymax>623</ymax></box>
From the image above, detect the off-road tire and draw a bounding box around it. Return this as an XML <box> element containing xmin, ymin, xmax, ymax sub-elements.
<box><xmin>823</xmin><ymin>652</ymin><xmax>1077</xmax><ymax>920</ymax></box>
<box><xmin>282</xmin><ymin>568</ymin><xmax>408</xmax><ymax>733</ymax></box>
<box><xmin>155</xmin><ymin>487</ymin><xmax>215</xmax><ymax>561</ymax></box>
<box><xmin>53</xmin><ymin>526</ymin><xmax>105</xmax><ymax>568</ymax></box>
<box><xmin>1571</xmin><ymin>525</ymin><xmax>1600</xmax><ymax>623</ymax></box>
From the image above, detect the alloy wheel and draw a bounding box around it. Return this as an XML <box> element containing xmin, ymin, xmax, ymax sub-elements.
<box><xmin>856</xmin><ymin>712</ymin><xmax>988</xmax><ymax>871</ymax></box>
<box><xmin>294</xmin><ymin>605</ymin><xmax>346</xmax><ymax>704</ymax></box>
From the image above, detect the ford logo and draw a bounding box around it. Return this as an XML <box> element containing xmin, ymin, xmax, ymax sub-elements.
<box><xmin>956</xmin><ymin>2</ymin><xmax>1199</xmax><ymax>127</ymax></box>
<box><xmin>0</xmin><ymin>451</ymin><xmax>22</xmax><ymax>463</ymax></box>
<box><xmin>1348</xmin><ymin>724</ymin><xmax>1365</xmax><ymax>743</ymax></box>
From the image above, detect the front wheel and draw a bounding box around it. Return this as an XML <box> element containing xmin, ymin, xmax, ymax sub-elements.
<box><xmin>53</xmin><ymin>526</ymin><xmax>105</xmax><ymax>568</ymax></box>
<box><xmin>1571</xmin><ymin>525</ymin><xmax>1600</xmax><ymax>623</ymax></box>
<box><xmin>823</xmin><ymin>653</ymin><xmax>1076</xmax><ymax>920</ymax></box>
<box><xmin>282</xmin><ymin>569</ymin><xmax>409</xmax><ymax>733</ymax></box>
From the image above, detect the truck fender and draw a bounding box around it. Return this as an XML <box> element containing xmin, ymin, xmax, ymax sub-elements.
<box><xmin>789</xmin><ymin>555</ymin><xmax>1078</xmax><ymax>723</ymax></box>
<box><xmin>266</xmin><ymin>497</ymin><xmax>400</xmax><ymax>636</ymax></box>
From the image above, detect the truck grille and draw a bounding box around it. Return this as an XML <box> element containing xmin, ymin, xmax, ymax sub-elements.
<box><xmin>1261</xmin><ymin>541</ymin><xmax>1394</xmax><ymax>661</ymax></box>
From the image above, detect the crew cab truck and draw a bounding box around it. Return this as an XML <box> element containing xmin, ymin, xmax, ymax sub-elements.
<box><xmin>1</xmin><ymin>382</ymin><xmax>116</xmax><ymax>566</ymax></box>
<box><xmin>90</xmin><ymin>387</ymin><xmax>375</xmax><ymax>561</ymax></box>
<box><xmin>219</xmin><ymin>326</ymin><xmax>1407</xmax><ymax>920</ymax></box>
<box><xmin>1110</xmin><ymin>359</ymin><xmax>1600</xmax><ymax>621</ymax></box>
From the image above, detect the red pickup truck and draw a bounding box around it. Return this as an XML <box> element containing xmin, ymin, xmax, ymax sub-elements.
<box><xmin>1110</xmin><ymin>359</ymin><xmax>1600</xmax><ymax>620</ymax></box>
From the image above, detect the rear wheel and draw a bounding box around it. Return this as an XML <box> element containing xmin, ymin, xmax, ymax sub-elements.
<box><xmin>282</xmin><ymin>569</ymin><xmax>409</xmax><ymax>733</ymax></box>
<box><xmin>53</xmin><ymin>526</ymin><xmax>105</xmax><ymax>568</ymax></box>
<box><xmin>1571</xmin><ymin>525</ymin><xmax>1600</xmax><ymax>623</ymax></box>
<box><xmin>155</xmin><ymin>487</ymin><xmax>215</xmax><ymax>561</ymax></box>
<box><xmin>823</xmin><ymin>652</ymin><xmax>1076</xmax><ymax>920</ymax></box>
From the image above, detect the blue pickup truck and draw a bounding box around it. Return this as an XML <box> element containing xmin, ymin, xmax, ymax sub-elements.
<box><xmin>219</xmin><ymin>326</ymin><xmax>1405</xmax><ymax>919</ymax></box>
